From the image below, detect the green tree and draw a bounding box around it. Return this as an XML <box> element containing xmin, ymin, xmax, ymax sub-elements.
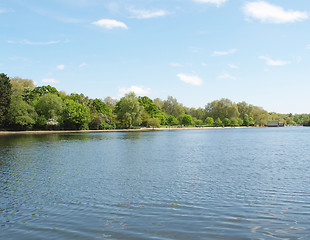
<box><xmin>181</xmin><ymin>114</ymin><xmax>192</xmax><ymax>126</ymax></box>
<box><xmin>167</xmin><ymin>115</ymin><xmax>179</xmax><ymax>126</ymax></box>
<box><xmin>245</xmin><ymin>116</ymin><xmax>255</xmax><ymax>126</ymax></box>
<box><xmin>138</xmin><ymin>96</ymin><xmax>166</xmax><ymax>124</ymax></box>
<box><xmin>28</xmin><ymin>85</ymin><xmax>59</xmax><ymax>104</ymax></box>
<box><xmin>215</xmin><ymin>117</ymin><xmax>223</xmax><ymax>127</ymax></box>
<box><xmin>205</xmin><ymin>117</ymin><xmax>214</xmax><ymax>126</ymax></box>
<box><xmin>205</xmin><ymin>98</ymin><xmax>239</xmax><ymax>121</ymax></box>
<box><xmin>230</xmin><ymin>118</ymin><xmax>238</xmax><ymax>126</ymax></box>
<box><xmin>114</xmin><ymin>92</ymin><xmax>143</xmax><ymax>129</ymax></box>
<box><xmin>222</xmin><ymin>118</ymin><xmax>231</xmax><ymax>126</ymax></box>
<box><xmin>0</xmin><ymin>73</ymin><xmax>12</xmax><ymax>127</ymax></box>
<box><xmin>35</xmin><ymin>93</ymin><xmax>64</xmax><ymax>127</ymax></box>
<box><xmin>194</xmin><ymin>119</ymin><xmax>203</xmax><ymax>127</ymax></box>
<box><xmin>104</xmin><ymin>96</ymin><xmax>117</xmax><ymax>110</ymax></box>
<box><xmin>148</xmin><ymin>118</ymin><xmax>161</xmax><ymax>129</ymax></box>
<box><xmin>161</xmin><ymin>96</ymin><xmax>184</xmax><ymax>118</ymax></box>
<box><xmin>189</xmin><ymin>107</ymin><xmax>205</xmax><ymax>121</ymax></box>
<box><xmin>6</xmin><ymin>95</ymin><xmax>37</xmax><ymax>130</ymax></box>
<box><xmin>252</xmin><ymin>106</ymin><xmax>269</xmax><ymax>126</ymax></box>
<box><xmin>10</xmin><ymin>77</ymin><xmax>35</xmax><ymax>96</ymax></box>
<box><xmin>91</xmin><ymin>98</ymin><xmax>111</xmax><ymax>115</ymax></box>
<box><xmin>90</xmin><ymin>113</ymin><xmax>115</xmax><ymax>130</ymax></box>
<box><xmin>63</xmin><ymin>99</ymin><xmax>91</xmax><ymax>130</ymax></box>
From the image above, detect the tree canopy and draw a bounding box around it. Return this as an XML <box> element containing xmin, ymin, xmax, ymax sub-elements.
<box><xmin>0</xmin><ymin>73</ymin><xmax>12</xmax><ymax>127</ymax></box>
<box><xmin>1</xmin><ymin>72</ymin><xmax>309</xmax><ymax>131</ymax></box>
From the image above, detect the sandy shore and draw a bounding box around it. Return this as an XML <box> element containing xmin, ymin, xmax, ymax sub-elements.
<box><xmin>0</xmin><ymin>126</ymin><xmax>252</xmax><ymax>135</ymax></box>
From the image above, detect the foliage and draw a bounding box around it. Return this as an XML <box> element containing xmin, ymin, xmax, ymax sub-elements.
<box><xmin>205</xmin><ymin>117</ymin><xmax>214</xmax><ymax>126</ymax></box>
<box><xmin>92</xmin><ymin>98</ymin><xmax>111</xmax><ymax>115</ymax></box>
<box><xmin>2</xmin><ymin>73</ymin><xmax>310</xmax><ymax>131</ymax></box>
<box><xmin>166</xmin><ymin>115</ymin><xmax>179</xmax><ymax>126</ymax></box>
<box><xmin>28</xmin><ymin>85</ymin><xmax>59</xmax><ymax>104</ymax></box>
<box><xmin>205</xmin><ymin>98</ymin><xmax>239</xmax><ymax>121</ymax></box>
<box><xmin>161</xmin><ymin>96</ymin><xmax>184</xmax><ymax>118</ymax></box>
<box><xmin>68</xmin><ymin>93</ymin><xmax>91</xmax><ymax>106</ymax></box>
<box><xmin>148</xmin><ymin>118</ymin><xmax>161</xmax><ymax>129</ymax></box>
<box><xmin>114</xmin><ymin>92</ymin><xmax>143</xmax><ymax>129</ymax></box>
<box><xmin>244</xmin><ymin>115</ymin><xmax>255</xmax><ymax>126</ymax></box>
<box><xmin>104</xmin><ymin>96</ymin><xmax>117</xmax><ymax>110</ymax></box>
<box><xmin>62</xmin><ymin>99</ymin><xmax>91</xmax><ymax>130</ymax></box>
<box><xmin>35</xmin><ymin>93</ymin><xmax>64</xmax><ymax>126</ymax></box>
<box><xmin>140</xmin><ymin>109</ymin><xmax>151</xmax><ymax>127</ymax></box>
<box><xmin>181</xmin><ymin>114</ymin><xmax>192</xmax><ymax>126</ymax></box>
<box><xmin>6</xmin><ymin>95</ymin><xmax>37</xmax><ymax>130</ymax></box>
<box><xmin>222</xmin><ymin>118</ymin><xmax>231</xmax><ymax>126</ymax></box>
<box><xmin>90</xmin><ymin>113</ymin><xmax>115</xmax><ymax>130</ymax></box>
<box><xmin>138</xmin><ymin>96</ymin><xmax>166</xmax><ymax>124</ymax></box>
<box><xmin>189</xmin><ymin>107</ymin><xmax>205</xmax><ymax>121</ymax></box>
<box><xmin>193</xmin><ymin>118</ymin><xmax>203</xmax><ymax>126</ymax></box>
<box><xmin>0</xmin><ymin>73</ymin><xmax>12</xmax><ymax>126</ymax></box>
<box><xmin>10</xmin><ymin>77</ymin><xmax>35</xmax><ymax>96</ymax></box>
<box><xmin>215</xmin><ymin>117</ymin><xmax>223</xmax><ymax>127</ymax></box>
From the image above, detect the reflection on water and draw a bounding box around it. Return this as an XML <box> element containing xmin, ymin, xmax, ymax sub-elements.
<box><xmin>1</xmin><ymin>127</ymin><xmax>310</xmax><ymax>239</ymax></box>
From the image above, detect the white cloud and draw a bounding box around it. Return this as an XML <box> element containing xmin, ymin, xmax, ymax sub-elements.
<box><xmin>201</xmin><ymin>62</ymin><xmax>207</xmax><ymax>67</ymax></box>
<box><xmin>92</xmin><ymin>19</ymin><xmax>128</xmax><ymax>29</ymax></box>
<box><xmin>42</xmin><ymin>78</ymin><xmax>59</xmax><ymax>83</ymax></box>
<box><xmin>79</xmin><ymin>62</ymin><xmax>87</xmax><ymax>67</ymax></box>
<box><xmin>8</xmin><ymin>40</ymin><xmax>60</xmax><ymax>45</ymax></box>
<box><xmin>217</xmin><ymin>73</ymin><xmax>236</xmax><ymax>80</ymax></box>
<box><xmin>193</xmin><ymin>0</ymin><xmax>227</xmax><ymax>7</ymax></box>
<box><xmin>170</xmin><ymin>62</ymin><xmax>183</xmax><ymax>67</ymax></box>
<box><xmin>177</xmin><ymin>73</ymin><xmax>203</xmax><ymax>86</ymax></box>
<box><xmin>129</xmin><ymin>9</ymin><xmax>169</xmax><ymax>19</ymax></box>
<box><xmin>57</xmin><ymin>64</ymin><xmax>65</xmax><ymax>70</ymax></box>
<box><xmin>118</xmin><ymin>85</ymin><xmax>151</xmax><ymax>97</ymax></box>
<box><xmin>243</xmin><ymin>1</ymin><xmax>308</xmax><ymax>24</ymax></box>
<box><xmin>213</xmin><ymin>49</ymin><xmax>237</xmax><ymax>56</ymax></box>
<box><xmin>228</xmin><ymin>64</ymin><xmax>239</xmax><ymax>69</ymax></box>
<box><xmin>0</xmin><ymin>8</ymin><xmax>14</xmax><ymax>14</ymax></box>
<box><xmin>307</xmin><ymin>44</ymin><xmax>310</xmax><ymax>50</ymax></box>
<box><xmin>259</xmin><ymin>56</ymin><xmax>290</xmax><ymax>66</ymax></box>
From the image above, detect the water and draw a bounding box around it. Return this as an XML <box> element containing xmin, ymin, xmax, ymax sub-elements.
<box><xmin>1</xmin><ymin>127</ymin><xmax>310</xmax><ymax>239</ymax></box>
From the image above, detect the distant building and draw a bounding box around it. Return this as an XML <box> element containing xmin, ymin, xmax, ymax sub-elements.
<box><xmin>266</xmin><ymin>121</ymin><xmax>285</xmax><ymax>127</ymax></box>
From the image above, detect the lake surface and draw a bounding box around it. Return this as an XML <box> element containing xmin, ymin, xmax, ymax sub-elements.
<box><xmin>1</xmin><ymin>127</ymin><xmax>310</xmax><ymax>239</ymax></box>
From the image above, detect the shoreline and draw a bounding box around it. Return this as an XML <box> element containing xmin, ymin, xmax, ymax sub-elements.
<box><xmin>0</xmin><ymin>126</ymin><xmax>254</xmax><ymax>135</ymax></box>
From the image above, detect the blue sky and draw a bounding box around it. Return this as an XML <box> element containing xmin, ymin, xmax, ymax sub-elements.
<box><xmin>1</xmin><ymin>0</ymin><xmax>309</xmax><ymax>113</ymax></box>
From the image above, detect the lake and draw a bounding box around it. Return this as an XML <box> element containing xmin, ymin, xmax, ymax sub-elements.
<box><xmin>1</xmin><ymin>127</ymin><xmax>310</xmax><ymax>239</ymax></box>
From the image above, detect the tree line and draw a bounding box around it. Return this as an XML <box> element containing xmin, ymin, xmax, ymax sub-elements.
<box><xmin>1</xmin><ymin>73</ymin><xmax>309</xmax><ymax>131</ymax></box>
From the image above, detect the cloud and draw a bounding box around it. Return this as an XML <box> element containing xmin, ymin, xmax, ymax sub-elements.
<box><xmin>57</xmin><ymin>64</ymin><xmax>65</xmax><ymax>70</ymax></box>
<box><xmin>201</xmin><ymin>62</ymin><xmax>207</xmax><ymax>67</ymax></box>
<box><xmin>31</xmin><ymin>7</ymin><xmax>84</xmax><ymax>23</ymax></box>
<box><xmin>92</xmin><ymin>19</ymin><xmax>128</xmax><ymax>29</ymax></box>
<box><xmin>79</xmin><ymin>62</ymin><xmax>87</xmax><ymax>67</ymax></box>
<box><xmin>307</xmin><ymin>44</ymin><xmax>310</xmax><ymax>50</ymax></box>
<box><xmin>243</xmin><ymin>1</ymin><xmax>308</xmax><ymax>24</ymax></box>
<box><xmin>213</xmin><ymin>49</ymin><xmax>237</xmax><ymax>56</ymax></box>
<box><xmin>9</xmin><ymin>56</ymin><xmax>30</xmax><ymax>62</ymax></box>
<box><xmin>129</xmin><ymin>9</ymin><xmax>169</xmax><ymax>19</ymax></box>
<box><xmin>42</xmin><ymin>78</ymin><xmax>59</xmax><ymax>83</ymax></box>
<box><xmin>0</xmin><ymin>8</ymin><xmax>14</xmax><ymax>14</ymax></box>
<box><xmin>170</xmin><ymin>62</ymin><xmax>183</xmax><ymax>67</ymax></box>
<box><xmin>217</xmin><ymin>73</ymin><xmax>236</xmax><ymax>80</ymax></box>
<box><xmin>193</xmin><ymin>0</ymin><xmax>227</xmax><ymax>7</ymax></box>
<box><xmin>177</xmin><ymin>73</ymin><xmax>203</xmax><ymax>86</ymax></box>
<box><xmin>8</xmin><ymin>40</ymin><xmax>60</xmax><ymax>45</ymax></box>
<box><xmin>228</xmin><ymin>64</ymin><xmax>239</xmax><ymax>69</ymax></box>
<box><xmin>259</xmin><ymin>56</ymin><xmax>290</xmax><ymax>66</ymax></box>
<box><xmin>118</xmin><ymin>85</ymin><xmax>151</xmax><ymax>97</ymax></box>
